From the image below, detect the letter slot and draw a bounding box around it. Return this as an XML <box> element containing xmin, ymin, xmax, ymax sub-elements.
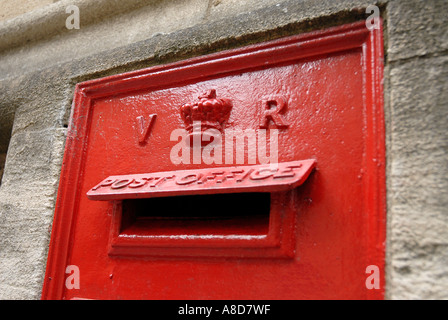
<box><xmin>86</xmin><ymin>160</ymin><xmax>316</xmax><ymax>258</ymax></box>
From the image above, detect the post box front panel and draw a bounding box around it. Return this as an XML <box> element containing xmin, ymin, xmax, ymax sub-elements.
<box><xmin>43</xmin><ymin>22</ymin><xmax>385</xmax><ymax>300</ymax></box>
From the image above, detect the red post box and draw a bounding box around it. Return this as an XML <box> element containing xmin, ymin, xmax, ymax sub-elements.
<box><xmin>42</xmin><ymin>21</ymin><xmax>385</xmax><ymax>300</ymax></box>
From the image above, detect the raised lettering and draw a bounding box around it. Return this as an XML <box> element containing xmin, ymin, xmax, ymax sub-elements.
<box><xmin>259</xmin><ymin>95</ymin><xmax>289</xmax><ymax>129</ymax></box>
<box><xmin>137</xmin><ymin>114</ymin><xmax>157</xmax><ymax>143</ymax></box>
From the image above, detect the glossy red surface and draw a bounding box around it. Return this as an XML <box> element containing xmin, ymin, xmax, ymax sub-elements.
<box><xmin>42</xmin><ymin>21</ymin><xmax>385</xmax><ymax>300</ymax></box>
<box><xmin>87</xmin><ymin>160</ymin><xmax>316</xmax><ymax>200</ymax></box>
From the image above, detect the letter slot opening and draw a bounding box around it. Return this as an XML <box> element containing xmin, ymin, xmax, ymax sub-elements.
<box><xmin>119</xmin><ymin>192</ymin><xmax>271</xmax><ymax>237</ymax></box>
<box><xmin>94</xmin><ymin>160</ymin><xmax>317</xmax><ymax>257</ymax></box>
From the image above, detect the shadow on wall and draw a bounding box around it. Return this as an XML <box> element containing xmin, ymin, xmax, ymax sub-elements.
<box><xmin>0</xmin><ymin>114</ymin><xmax>13</xmax><ymax>186</ymax></box>
<box><xmin>0</xmin><ymin>153</ymin><xmax>5</xmax><ymax>185</ymax></box>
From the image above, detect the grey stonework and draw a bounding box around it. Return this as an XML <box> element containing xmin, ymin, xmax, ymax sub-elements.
<box><xmin>0</xmin><ymin>0</ymin><xmax>446</xmax><ymax>299</ymax></box>
<box><xmin>386</xmin><ymin>55</ymin><xmax>448</xmax><ymax>299</ymax></box>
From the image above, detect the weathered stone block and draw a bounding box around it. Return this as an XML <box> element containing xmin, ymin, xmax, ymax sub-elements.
<box><xmin>388</xmin><ymin>0</ymin><xmax>448</xmax><ymax>61</ymax></box>
<box><xmin>0</xmin><ymin>205</ymin><xmax>54</xmax><ymax>299</ymax></box>
<box><xmin>387</xmin><ymin>55</ymin><xmax>448</xmax><ymax>299</ymax></box>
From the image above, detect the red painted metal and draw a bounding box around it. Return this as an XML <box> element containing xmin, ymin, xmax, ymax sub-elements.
<box><xmin>87</xmin><ymin>160</ymin><xmax>316</xmax><ymax>201</ymax></box>
<box><xmin>42</xmin><ymin>21</ymin><xmax>386</xmax><ymax>300</ymax></box>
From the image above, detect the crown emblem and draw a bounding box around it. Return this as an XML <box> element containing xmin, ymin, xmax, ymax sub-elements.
<box><xmin>180</xmin><ymin>89</ymin><xmax>233</xmax><ymax>133</ymax></box>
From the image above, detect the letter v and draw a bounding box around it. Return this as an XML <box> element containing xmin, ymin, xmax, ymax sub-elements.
<box><xmin>137</xmin><ymin>114</ymin><xmax>157</xmax><ymax>143</ymax></box>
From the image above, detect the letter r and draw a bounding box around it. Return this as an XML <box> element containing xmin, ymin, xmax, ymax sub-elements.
<box><xmin>259</xmin><ymin>95</ymin><xmax>289</xmax><ymax>128</ymax></box>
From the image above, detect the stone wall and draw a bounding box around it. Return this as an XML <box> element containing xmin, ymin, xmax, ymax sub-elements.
<box><xmin>0</xmin><ymin>0</ymin><xmax>446</xmax><ymax>299</ymax></box>
<box><xmin>0</xmin><ymin>0</ymin><xmax>57</xmax><ymax>22</ymax></box>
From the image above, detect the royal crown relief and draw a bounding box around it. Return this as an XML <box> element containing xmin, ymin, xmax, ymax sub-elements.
<box><xmin>181</xmin><ymin>89</ymin><xmax>233</xmax><ymax>134</ymax></box>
